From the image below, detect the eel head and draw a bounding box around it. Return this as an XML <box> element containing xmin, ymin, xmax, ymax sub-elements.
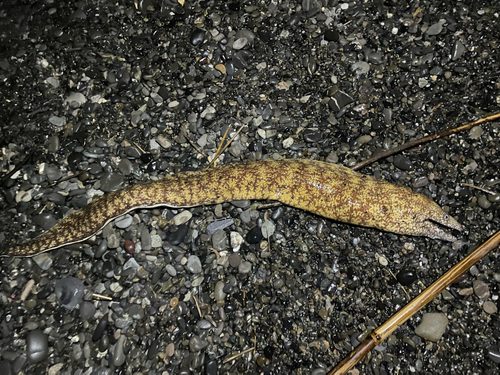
<box><xmin>409</xmin><ymin>196</ymin><xmax>463</xmax><ymax>242</ymax></box>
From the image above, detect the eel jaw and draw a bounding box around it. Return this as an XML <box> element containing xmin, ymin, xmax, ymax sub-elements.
<box><xmin>417</xmin><ymin>214</ymin><xmax>463</xmax><ymax>242</ymax></box>
<box><xmin>419</xmin><ymin>220</ymin><xmax>458</xmax><ymax>242</ymax></box>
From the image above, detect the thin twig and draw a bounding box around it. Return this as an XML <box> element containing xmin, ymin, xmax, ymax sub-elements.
<box><xmin>208</xmin><ymin>124</ymin><xmax>232</xmax><ymax>169</ymax></box>
<box><xmin>133</xmin><ymin>142</ymin><xmax>147</xmax><ymax>154</ymax></box>
<box><xmin>460</xmin><ymin>183</ymin><xmax>498</xmax><ymax>196</ymax></box>
<box><xmin>183</xmin><ymin>132</ymin><xmax>207</xmax><ymax>157</ymax></box>
<box><xmin>193</xmin><ymin>294</ymin><xmax>203</xmax><ymax>318</ymax></box>
<box><xmin>20</xmin><ymin>279</ymin><xmax>35</xmax><ymax>301</ymax></box>
<box><xmin>207</xmin><ymin>123</ymin><xmax>246</xmax><ymax>169</ymax></box>
<box><xmin>223</xmin><ymin>346</ymin><xmax>256</xmax><ymax>364</ymax></box>
<box><xmin>93</xmin><ymin>293</ymin><xmax>113</xmax><ymax>301</ymax></box>
<box><xmin>353</xmin><ymin>112</ymin><xmax>500</xmax><ymax>171</ymax></box>
<box><xmin>328</xmin><ymin>229</ymin><xmax>500</xmax><ymax>375</ymax></box>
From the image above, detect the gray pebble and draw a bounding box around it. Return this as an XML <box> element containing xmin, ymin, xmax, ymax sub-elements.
<box><xmin>32</xmin><ymin>253</ymin><xmax>53</xmax><ymax>270</ymax></box>
<box><xmin>114</xmin><ymin>214</ymin><xmax>133</xmax><ymax>229</ymax></box>
<box><xmin>129</xmin><ymin>305</ymin><xmax>145</xmax><ymax>320</ymax></box>
<box><xmin>469</xmin><ymin>125</ymin><xmax>483</xmax><ymax>139</ymax></box>
<box><xmin>196</xmin><ymin>320</ymin><xmax>213</xmax><ymax>330</ymax></box>
<box><xmin>426</xmin><ymin>21</ymin><xmax>443</xmax><ymax>35</ymax></box>
<box><xmin>488</xmin><ymin>349</ymin><xmax>500</xmax><ymax>364</ymax></box>
<box><xmin>473</xmin><ymin>280</ymin><xmax>490</xmax><ymax>299</ymax></box>
<box><xmin>228</xmin><ymin>253</ymin><xmax>242</xmax><ymax>268</ymax></box>
<box><xmin>413</xmin><ymin>176</ymin><xmax>429</xmax><ymax>188</ymax></box>
<box><xmin>173</xmin><ymin>210</ymin><xmax>192</xmax><ymax>226</ymax></box>
<box><xmin>46</xmin><ymin>135</ymin><xmax>60</xmax><ymax>153</ymax></box>
<box><xmin>141</xmin><ymin>227</ymin><xmax>152</xmax><ymax>251</ymax></box>
<box><xmin>112</xmin><ymin>335</ymin><xmax>127</xmax><ymax>366</ymax></box>
<box><xmin>64</xmin><ymin>92</ymin><xmax>87</xmax><ymax>107</ymax></box>
<box><xmin>26</xmin><ymin>330</ymin><xmax>48</xmax><ymax>363</ymax></box>
<box><xmin>44</xmin><ymin>165</ymin><xmax>62</xmax><ymax>181</ymax></box>
<box><xmin>186</xmin><ymin>255</ymin><xmax>202</xmax><ymax>274</ymax></box>
<box><xmin>189</xmin><ymin>335</ymin><xmax>208</xmax><ymax>352</ymax></box>
<box><xmin>165</xmin><ymin>264</ymin><xmax>177</xmax><ymax>277</ymax></box>
<box><xmin>232</xmin><ymin>200</ymin><xmax>251</xmax><ymax>208</ymax></box>
<box><xmin>215</xmin><ymin>280</ymin><xmax>226</xmax><ymax>302</ymax></box>
<box><xmin>80</xmin><ymin>301</ymin><xmax>96</xmax><ymax>321</ymax></box>
<box><xmin>478</xmin><ymin>195</ymin><xmax>492</xmax><ymax>209</ymax></box>
<box><xmin>238</xmin><ymin>261</ymin><xmax>252</xmax><ymax>274</ymax></box>
<box><xmin>233</xmin><ymin>37</ymin><xmax>248</xmax><ymax>50</ymax></box>
<box><xmin>393</xmin><ymin>155</ymin><xmax>414</xmax><ymax>171</ymax></box>
<box><xmin>415</xmin><ymin>313</ymin><xmax>448</xmax><ymax>342</ymax></box>
<box><xmin>55</xmin><ymin>277</ymin><xmax>85</xmax><ymax>310</ymax></box>
<box><xmin>49</xmin><ymin>115</ymin><xmax>66</xmax><ymax>127</ymax></box>
<box><xmin>483</xmin><ymin>301</ymin><xmax>498</xmax><ymax>315</ymax></box>
<box><xmin>452</xmin><ymin>40</ymin><xmax>466</xmax><ymax>61</ymax></box>
<box><xmin>190</xmin><ymin>29</ymin><xmax>205</xmax><ymax>46</ymax></box>
<box><xmin>115</xmin><ymin>316</ymin><xmax>133</xmax><ymax>329</ymax></box>
<box><xmin>123</xmin><ymin>258</ymin><xmax>140</xmax><ymax>272</ymax></box>
<box><xmin>118</xmin><ymin>159</ymin><xmax>134</xmax><ymax>175</ymax></box>
<box><xmin>100</xmin><ymin>173</ymin><xmax>125</xmax><ymax>192</ymax></box>
<box><xmin>212</xmin><ymin>229</ymin><xmax>228</xmax><ymax>251</ymax></box>
<box><xmin>261</xmin><ymin>221</ymin><xmax>275</xmax><ymax>238</ymax></box>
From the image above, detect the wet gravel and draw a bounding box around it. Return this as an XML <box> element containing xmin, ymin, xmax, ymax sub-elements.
<box><xmin>1</xmin><ymin>0</ymin><xmax>500</xmax><ymax>374</ymax></box>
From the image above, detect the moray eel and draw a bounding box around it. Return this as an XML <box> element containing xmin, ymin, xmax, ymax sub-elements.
<box><xmin>5</xmin><ymin>159</ymin><xmax>462</xmax><ymax>257</ymax></box>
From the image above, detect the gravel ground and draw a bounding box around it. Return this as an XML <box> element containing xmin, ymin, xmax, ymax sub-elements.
<box><xmin>1</xmin><ymin>0</ymin><xmax>500</xmax><ymax>374</ymax></box>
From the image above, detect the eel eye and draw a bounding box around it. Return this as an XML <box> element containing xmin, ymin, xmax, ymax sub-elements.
<box><xmin>443</xmin><ymin>214</ymin><xmax>449</xmax><ymax>220</ymax></box>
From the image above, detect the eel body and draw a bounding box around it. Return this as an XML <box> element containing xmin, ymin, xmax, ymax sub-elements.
<box><xmin>5</xmin><ymin>159</ymin><xmax>462</xmax><ymax>257</ymax></box>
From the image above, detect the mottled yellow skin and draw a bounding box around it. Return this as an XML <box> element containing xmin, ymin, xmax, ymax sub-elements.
<box><xmin>5</xmin><ymin>159</ymin><xmax>462</xmax><ymax>256</ymax></box>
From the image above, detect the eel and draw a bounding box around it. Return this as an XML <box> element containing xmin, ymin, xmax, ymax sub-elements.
<box><xmin>4</xmin><ymin>159</ymin><xmax>462</xmax><ymax>257</ymax></box>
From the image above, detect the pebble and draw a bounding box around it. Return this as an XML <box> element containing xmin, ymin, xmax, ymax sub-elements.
<box><xmin>488</xmin><ymin>349</ymin><xmax>500</xmax><ymax>364</ymax></box>
<box><xmin>469</xmin><ymin>125</ymin><xmax>483</xmax><ymax>139</ymax></box>
<box><xmin>118</xmin><ymin>159</ymin><xmax>133</xmax><ymax>175</ymax></box>
<box><xmin>189</xmin><ymin>336</ymin><xmax>208</xmax><ymax>352</ymax></box>
<box><xmin>49</xmin><ymin>116</ymin><xmax>66</xmax><ymax>127</ymax></box>
<box><xmin>233</xmin><ymin>37</ymin><xmax>248</xmax><ymax>50</ymax></box>
<box><xmin>214</xmin><ymin>281</ymin><xmax>226</xmax><ymax>302</ymax></box>
<box><xmin>190</xmin><ymin>29</ymin><xmax>205</xmax><ymax>46</ymax></box>
<box><xmin>55</xmin><ymin>277</ymin><xmax>85</xmax><ymax>310</ymax></box>
<box><xmin>397</xmin><ymin>270</ymin><xmax>417</xmax><ymax>286</ymax></box>
<box><xmin>64</xmin><ymin>92</ymin><xmax>87</xmax><ymax>107</ymax></box>
<box><xmin>33</xmin><ymin>213</ymin><xmax>57</xmax><ymax>230</ymax></box>
<box><xmin>212</xmin><ymin>229</ymin><xmax>228</xmax><ymax>250</ymax></box>
<box><xmin>80</xmin><ymin>301</ymin><xmax>96</xmax><ymax>321</ymax></box>
<box><xmin>115</xmin><ymin>214</ymin><xmax>133</xmax><ymax>229</ymax></box>
<box><xmin>112</xmin><ymin>335</ymin><xmax>127</xmax><ymax>366</ymax></box>
<box><xmin>415</xmin><ymin>313</ymin><xmax>448</xmax><ymax>342</ymax></box>
<box><xmin>238</xmin><ymin>261</ymin><xmax>252</xmax><ymax>274</ymax></box>
<box><xmin>92</xmin><ymin>314</ymin><xmax>108</xmax><ymax>342</ymax></box>
<box><xmin>26</xmin><ymin>330</ymin><xmax>48</xmax><ymax>363</ymax></box>
<box><xmin>151</xmin><ymin>234</ymin><xmax>163</xmax><ymax>248</ymax></box>
<box><xmin>452</xmin><ymin>41</ymin><xmax>466</xmax><ymax>61</ymax></box>
<box><xmin>173</xmin><ymin>210</ymin><xmax>192</xmax><ymax>225</ymax></box>
<box><xmin>473</xmin><ymin>280</ymin><xmax>490</xmax><ymax>299</ymax></box>
<box><xmin>393</xmin><ymin>155</ymin><xmax>414</xmax><ymax>171</ymax></box>
<box><xmin>46</xmin><ymin>136</ymin><xmax>60</xmax><ymax>152</ymax></box>
<box><xmin>483</xmin><ymin>301</ymin><xmax>498</xmax><ymax>315</ymax></box>
<box><xmin>206</xmin><ymin>218</ymin><xmax>234</xmax><ymax>235</ymax></box>
<box><xmin>478</xmin><ymin>195</ymin><xmax>492</xmax><ymax>209</ymax></box>
<box><xmin>228</xmin><ymin>253</ymin><xmax>242</xmax><ymax>268</ymax></box>
<box><xmin>165</xmin><ymin>264</ymin><xmax>177</xmax><ymax>277</ymax></box>
<box><xmin>186</xmin><ymin>255</ymin><xmax>202</xmax><ymax>274</ymax></box>
<box><xmin>246</xmin><ymin>226</ymin><xmax>263</xmax><ymax>244</ymax></box>
<box><xmin>426</xmin><ymin>21</ymin><xmax>443</xmax><ymax>35</ymax></box>
<box><xmin>230</xmin><ymin>231</ymin><xmax>244</xmax><ymax>251</ymax></box>
<box><xmin>141</xmin><ymin>228</ymin><xmax>152</xmax><ymax>251</ymax></box>
<box><xmin>167</xmin><ymin>224</ymin><xmax>188</xmax><ymax>245</ymax></box>
<box><xmin>32</xmin><ymin>253</ymin><xmax>53</xmax><ymax>270</ymax></box>
<box><xmin>99</xmin><ymin>173</ymin><xmax>125</xmax><ymax>192</ymax></box>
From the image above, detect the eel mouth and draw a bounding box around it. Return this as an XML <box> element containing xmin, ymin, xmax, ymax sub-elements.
<box><xmin>419</xmin><ymin>217</ymin><xmax>463</xmax><ymax>242</ymax></box>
